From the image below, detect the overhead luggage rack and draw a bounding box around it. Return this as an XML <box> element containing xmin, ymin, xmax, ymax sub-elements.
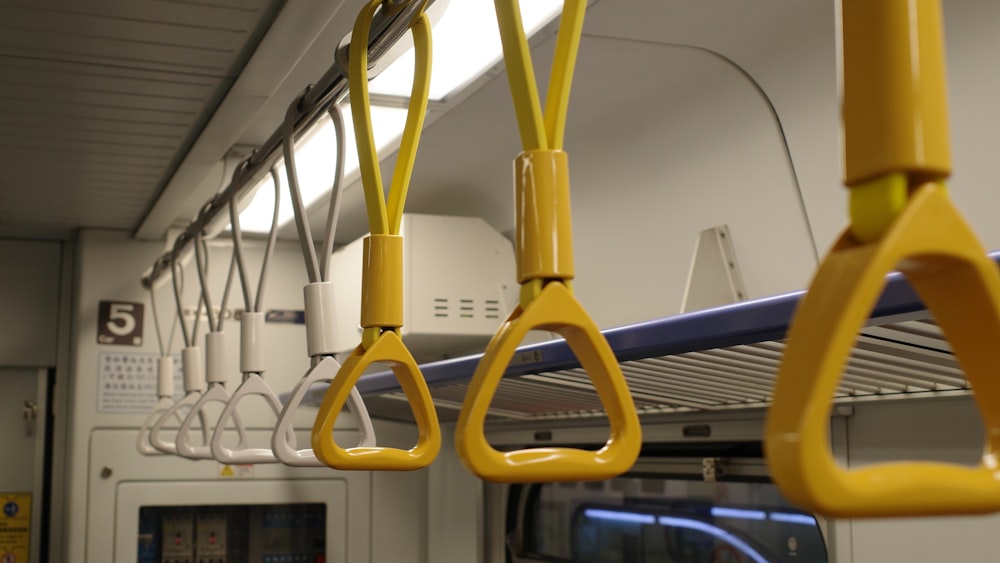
<box><xmin>348</xmin><ymin>252</ymin><xmax>988</xmax><ymax>422</ymax></box>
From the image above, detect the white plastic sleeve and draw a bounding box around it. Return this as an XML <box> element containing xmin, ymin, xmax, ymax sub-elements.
<box><xmin>240</xmin><ymin>312</ymin><xmax>266</xmax><ymax>374</ymax></box>
<box><xmin>304</xmin><ymin>281</ymin><xmax>338</xmax><ymax>357</ymax></box>
<box><xmin>157</xmin><ymin>356</ymin><xmax>174</xmax><ymax>398</ymax></box>
<box><xmin>181</xmin><ymin>346</ymin><xmax>205</xmax><ymax>392</ymax></box>
<box><xmin>205</xmin><ymin>331</ymin><xmax>228</xmax><ymax>384</ymax></box>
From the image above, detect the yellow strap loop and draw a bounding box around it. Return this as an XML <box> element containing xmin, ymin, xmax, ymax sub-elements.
<box><xmin>493</xmin><ymin>0</ymin><xmax>586</xmax><ymax>150</ymax></box>
<box><xmin>351</xmin><ymin>0</ymin><xmax>432</xmax><ymax>235</ymax></box>
<box><xmin>767</xmin><ymin>184</ymin><xmax>1000</xmax><ymax>517</ymax></box>
<box><xmin>455</xmin><ymin>0</ymin><xmax>641</xmax><ymax>483</ymax></box>
<box><xmin>456</xmin><ymin>282</ymin><xmax>641</xmax><ymax>482</ymax></box>
<box><xmin>313</xmin><ymin>332</ymin><xmax>440</xmax><ymax>471</ymax></box>
<box><xmin>765</xmin><ymin>0</ymin><xmax>1000</xmax><ymax>517</ymax></box>
<box><xmin>311</xmin><ymin>0</ymin><xmax>441</xmax><ymax>471</ymax></box>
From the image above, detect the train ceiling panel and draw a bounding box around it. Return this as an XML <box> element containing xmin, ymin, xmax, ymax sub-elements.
<box><xmin>0</xmin><ymin>0</ymin><xmax>830</xmax><ymax>242</ymax></box>
<box><xmin>0</xmin><ymin>0</ymin><xmax>283</xmax><ymax>239</ymax></box>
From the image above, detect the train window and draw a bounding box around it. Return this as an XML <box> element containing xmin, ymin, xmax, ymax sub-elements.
<box><xmin>519</xmin><ymin>477</ymin><xmax>826</xmax><ymax>563</ymax></box>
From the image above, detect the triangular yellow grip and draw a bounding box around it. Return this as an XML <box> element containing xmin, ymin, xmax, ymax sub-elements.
<box><xmin>766</xmin><ymin>184</ymin><xmax>1000</xmax><ymax>517</ymax></box>
<box><xmin>456</xmin><ymin>281</ymin><xmax>641</xmax><ymax>482</ymax></box>
<box><xmin>311</xmin><ymin>331</ymin><xmax>441</xmax><ymax>470</ymax></box>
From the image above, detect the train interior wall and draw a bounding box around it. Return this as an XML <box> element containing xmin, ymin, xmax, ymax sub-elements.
<box><xmin>2</xmin><ymin>0</ymin><xmax>1000</xmax><ymax>560</ymax></box>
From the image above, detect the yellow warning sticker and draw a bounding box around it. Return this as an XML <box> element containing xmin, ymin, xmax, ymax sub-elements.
<box><xmin>0</xmin><ymin>492</ymin><xmax>31</xmax><ymax>563</ymax></box>
<box><xmin>218</xmin><ymin>464</ymin><xmax>254</xmax><ymax>479</ymax></box>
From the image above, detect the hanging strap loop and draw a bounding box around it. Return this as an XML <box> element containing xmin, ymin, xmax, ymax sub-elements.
<box><xmin>210</xmin><ymin>165</ymin><xmax>287</xmax><ymax>465</ymax></box>
<box><xmin>275</xmin><ymin>98</ymin><xmax>376</xmax><ymax>466</ymax></box>
<box><xmin>454</xmin><ymin>0</ymin><xmax>641</xmax><ymax>483</ymax></box>
<box><xmin>137</xmin><ymin>281</ymin><xmax>180</xmax><ymax>456</ymax></box>
<box><xmin>311</xmin><ymin>0</ymin><xmax>440</xmax><ymax>471</ymax></box>
<box><xmin>177</xmin><ymin>179</ymin><xmax>249</xmax><ymax>460</ymax></box>
<box><xmin>765</xmin><ymin>0</ymin><xmax>1000</xmax><ymax>518</ymax></box>
<box><xmin>148</xmin><ymin>254</ymin><xmax>209</xmax><ymax>455</ymax></box>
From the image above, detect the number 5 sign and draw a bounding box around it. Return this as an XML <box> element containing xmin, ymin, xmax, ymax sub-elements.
<box><xmin>97</xmin><ymin>301</ymin><xmax>144</xmax><ymax>346</ymax></box>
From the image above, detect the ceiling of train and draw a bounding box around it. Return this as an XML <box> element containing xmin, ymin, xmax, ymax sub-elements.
<box><xmin>0</xmin><ymin>0</ymin><xmax>833</xmax><ymax>242</ymax></box>
<box><xmin>0</xmin><ymin>0</ymin><xmax>290</xmax><ymax>239</ymax></box>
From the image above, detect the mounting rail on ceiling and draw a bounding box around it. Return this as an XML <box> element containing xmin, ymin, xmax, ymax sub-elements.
<box><xmin>140</xmin><ymin>0</ymin><xmax>434</xmax><ymax>288</ymax></box>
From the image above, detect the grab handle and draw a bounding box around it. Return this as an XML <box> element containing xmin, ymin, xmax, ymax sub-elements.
<box><xmin>210</xmin><ymin>373</ymin><xmax>287</xmax><ymax>465</ymax></box>
<box><xmin>274</xmin><ymin>357</ymin><xmax>376</xmax><ymax>467</ymax></box>
<box><xmin>765</xmin><ymin>0</ymin><xmax>1000</xmax><ymax>517</ymax></box>
<box><xmin>176</xmin><ymin>384</ymin><xmax>249</xmax><ymax>460</ymax></box>
<box><xmin>767</xmin><ymin>185</ymin><xmax>1000</xmax><ymax>516</ymax></box>
<box><xmin>454</xmin><ymin>153</ymin><xmax>641</xmax><ymax>481</ymax></box>
<box><xmin>149</xmin><ymin>392</ymin><xmax>208</xmax><ymax>455</ymax></box>
<box><xmin>312</xmin><ymin>331</ymin><xmax>440</xmax><ymax>470</ymax></box>
<box><xmin>310</xmin><ymin>0</ymin><xmax>438</xmax><ymax>471</ymax></box>
<box><xmin>454</xmin><ymin>0</ymin><xmax>641</xmax><ymax>482</ymax></box>
<box><xmin>456</xmin><ymin>282</ymin><xmax>640</xmax><ymax>482</ymax></box>
<box><xmin>137</xmin><ymin>397</ymin><xmax>182</xmax><ymax>456</ymax></box>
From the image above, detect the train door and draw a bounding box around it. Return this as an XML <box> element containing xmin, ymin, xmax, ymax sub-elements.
<box><xmin>0</xmin><ymin>368</ymin><xmax>50</xmax><ymax>563</ymax></box>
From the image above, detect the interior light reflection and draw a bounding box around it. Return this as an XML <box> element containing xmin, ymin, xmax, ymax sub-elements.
<box><xmin>657</xmin><ymin>516</ymin><xmax>770</xmax><ymax>563</ymax></box>
<box><xmin>768</xmin><ymin>511</ymin><xmax>818</xmax><ymax>526</ymax></box>
<box><xmin>583</xmin><ymin>508</ymin><xmax>656</xmax><ymax>525</ymax></box>
<box><xmin>710</xmin><ymin>507</ymin><xmax>767</xmax><ymax>521</ymax></box>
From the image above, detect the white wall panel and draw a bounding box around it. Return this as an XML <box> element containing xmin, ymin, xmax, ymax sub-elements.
<box><xmin>0</xmin><ymin>240</ymin><xmax>61</xmax><ymax>366</ymax></box>
<box><xmin>844</xmin><ymin>398</ymin><xmax>1000</xmax><ymax>562</ymax></box>
<box><xmin>61</xmin><ymin>229</ymin><xmax>332</xmax><ymax>561</ymax></box>
<box><xmin>564</xmin><ymin>38</ymin><xmax>816</xmax><ymax>328</ymax></box>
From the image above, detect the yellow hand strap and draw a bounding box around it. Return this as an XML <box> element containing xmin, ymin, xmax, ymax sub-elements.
<box><xmin>494</xmin><ymin>0</ymin><xmax>585</xmax><ymax>150</ymax></box>
<box><xmin>353</xmin><ymin>0</ymin><xmax>432</xmax><ymax>236</ymax></box>
<box><xmin>765</xmin><ymin>0</ymin><xmax>1000</xmax><ymax>517</ymax></box>
<box><xmin>455</xmin><ymin>0</ymin><xmax>641</xmax><ymax>483</ymax></box>
<box><xmin>311</xmin><ymin>0</ymin><xmax>441</xmax><ymax>471</ymax></box>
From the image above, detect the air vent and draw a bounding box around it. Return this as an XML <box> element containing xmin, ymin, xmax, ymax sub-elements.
<box><xmin>460</xmin><ymin>298</ymin><xmax>475</xmax><ymax>318</ymax></box>
<box><xmin>430</xmin><ymin>298</ymin><xmax>503</xmax><ymax>320</ymax></box>
<box><xmin>484</xmin><ymin>299</ymin><xmax>501</xmax><ymax>319</ymax></box>
<box><xmin>433</xmin><ymin>298</ymin><xmax>449</xmax><ymax>318</ymax></box>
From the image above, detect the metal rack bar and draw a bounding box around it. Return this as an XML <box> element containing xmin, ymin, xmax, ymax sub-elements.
<box><xmin>141</xmin><ymin>0</ymin><xmax>430</xmax><ymax>288</ymax></box>
<box><xmin>353</xmin><ymin>252</ymin><xmax>1000</xmax><ymax>395</ymax></box>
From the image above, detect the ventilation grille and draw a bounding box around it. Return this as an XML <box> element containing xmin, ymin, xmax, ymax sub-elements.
<box><xmin>379</xmin><ymin>319</ymin><xmax>967</xmax><ymax>420</ymax></box>
<box><xmin>431</xmin><ymin>298</ymin><xmax>502</xmax><ymax>320</ymax></box>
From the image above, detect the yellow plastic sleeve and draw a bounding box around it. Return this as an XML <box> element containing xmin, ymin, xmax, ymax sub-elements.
<box><xmin>360</xmin><ymin>234</ymin><xmax>404</xmax><ymax>330</ymax></box>
<box><xmin>842</xmin><ymin>0</ymin><xmax>951</xmax><ymax>185</ymax></box>
<box><xmin>515</xmin><ymin>150</ymin><xmax>575</xmax><ymax>283</ymax></box>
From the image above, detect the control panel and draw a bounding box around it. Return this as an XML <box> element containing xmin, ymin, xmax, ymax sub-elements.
<box><xmin>137</xmin><ymin>503</ymin><xmax>325</xmax><ymax>562</ymax></box>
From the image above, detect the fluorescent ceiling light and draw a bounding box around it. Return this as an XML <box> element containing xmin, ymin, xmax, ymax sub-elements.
<box><xmin>369</xmin><ymin>0</ymin><xmax>563</xmax><ymax>100</ymax></box>
<box><xmin>237</xmin><ymin>104</ymin><xmax>409</xmax><ymax>233</ymax></box>
<box><xmin>236</xmin><ymin>0</ymin><xmax>563</xmax><ymax>232</ymax></box>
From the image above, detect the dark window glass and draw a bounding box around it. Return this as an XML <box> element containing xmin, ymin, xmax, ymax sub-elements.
<box><xmin>526</xmin><ymin>478</ymin><xmax>826</xmax><ymax>563</ymax></box>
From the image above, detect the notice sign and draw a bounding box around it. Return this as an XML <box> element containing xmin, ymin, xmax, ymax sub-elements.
<box><xmin>98</xmin><ymin>352</ymin><xmax>183</xmax><ymax>413</ymax></box>
<box><xmin>97</xmin><ymin>301</ymin><xmax>144</xmax><ymax>346</ymax></box>
<box><xmin>0</xmin><ymin>492</ymin><xmax>30</xmax><ymax>563</ymax></box>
